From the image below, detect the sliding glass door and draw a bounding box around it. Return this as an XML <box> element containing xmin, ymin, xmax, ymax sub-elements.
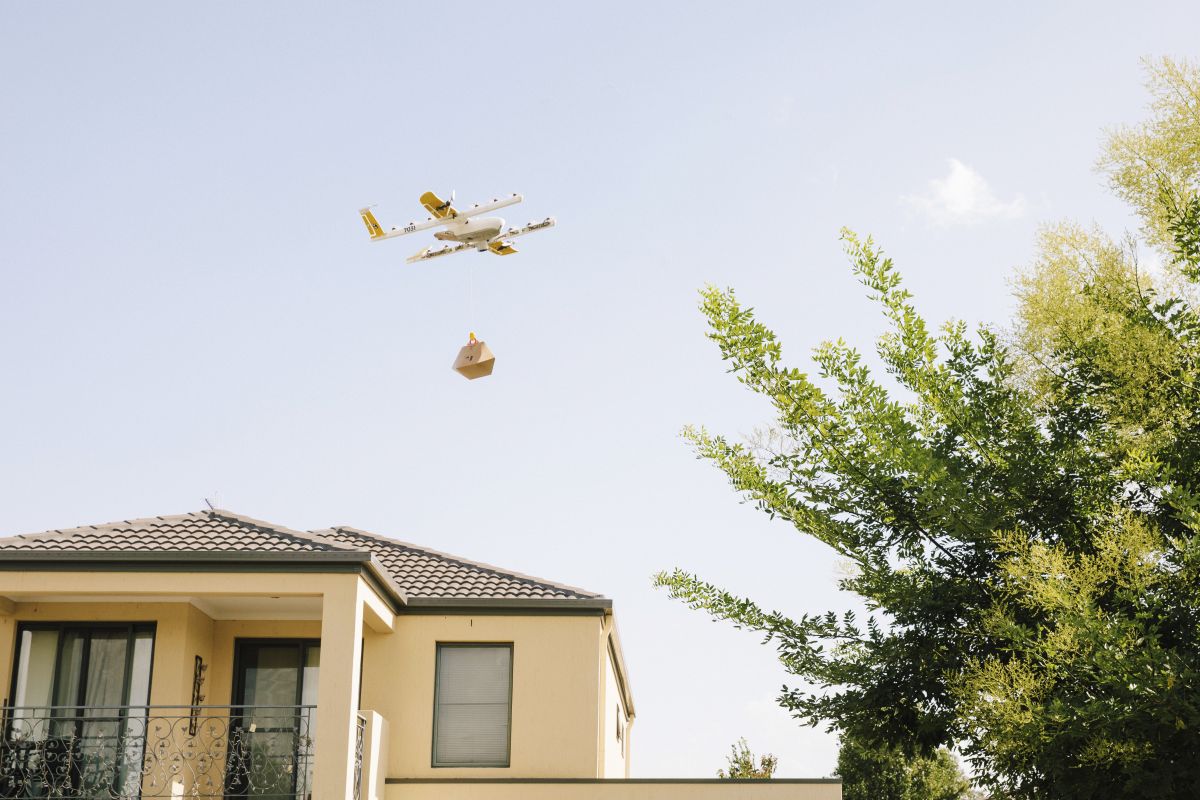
<box><xmin>228</xmin><ymin>640</ymin><xmax>319</xmax><ymax>799</ymax></box>
<box><xmin>6</xmin><ymin>623</ymin><xmax>155</xmax><ymax>798</ymax></box>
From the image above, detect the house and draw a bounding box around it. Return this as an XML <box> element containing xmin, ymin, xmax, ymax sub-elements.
<box><xmin>0</xmin><ymin>509</ymin><xmax>840</xmax><ymax>799</ymax></box>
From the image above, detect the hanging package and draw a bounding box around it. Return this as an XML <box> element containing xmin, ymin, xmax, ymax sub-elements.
<box><xmin>452</xmin><ymin>333</ymin><xmax>495</xmax><ymax>380</ymax></box>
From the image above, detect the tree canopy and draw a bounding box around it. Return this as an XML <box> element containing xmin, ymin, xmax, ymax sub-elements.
<box><xmin>836</xmin><ymin>736</ymin><xmax>970</xmax><ymax>800</ymax></box>
<box><xmin>656</xmin><ymin>58</ymin><xmax>1200</xmax><ymax>799</ymax></box>
<box><xmin>1100</xmin><ymin>57</ymin><xmax>1200</xmax><ymax>252</ymax></box>
<box><xmin>717</xmin><ymin>738</ymin><xmax>778</xmax><ymax>780</ymax></box>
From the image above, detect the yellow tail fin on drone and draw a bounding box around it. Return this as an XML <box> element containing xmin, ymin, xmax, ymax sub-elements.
<box><xmin>488</xmin><ymin>241</ymin><xmax>517</xmax><ymax>256</ymax></box>
<box><xmin>420</xmin><ymin>191</ymin><xmax>458</xmax><ymax>219</ymax></box>
<box><xmin>359</xmin><ymin>208</ymin><xmax>385</xmax><ymax>239</ymax></box>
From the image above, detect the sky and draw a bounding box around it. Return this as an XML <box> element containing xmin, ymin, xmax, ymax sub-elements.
<box><xmin>1</xmin><ymin>0</ymin><xmax>1197</xmax><ymax>779</ymax></box>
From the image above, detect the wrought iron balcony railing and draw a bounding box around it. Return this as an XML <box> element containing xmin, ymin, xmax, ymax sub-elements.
<box><xmin>352</xmin><ymin>715</ymin><xmax>365</xmax><ymax>800</ymax></box>
<box><xmin>0</xmin><ymin>705</ymin><xmax>316</xmax><ymax>799</ymax></box>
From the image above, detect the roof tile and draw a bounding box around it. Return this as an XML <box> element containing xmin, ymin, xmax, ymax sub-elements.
<box><xmin>310</xmin><ymin>526</ymin><xmax>601</xmax><ymax>600</ymax></box>
<box><xmin>0</xmin><ymin>510</ymin><xmax>603</xmax><ymax>603</ymax></box>
<box><xmin>0</xmin><ymin>511</ymin><xmax>343</xmax><ymax>553</ymax></box>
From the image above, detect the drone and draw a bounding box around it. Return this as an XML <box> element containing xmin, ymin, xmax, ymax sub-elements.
<box><xmin>359</xmin><ymin>191</ymin><xmax>556</xmax><ymax>263</ymax></box>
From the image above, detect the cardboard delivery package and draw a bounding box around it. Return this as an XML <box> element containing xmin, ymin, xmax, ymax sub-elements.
<box><xmin>452</xmin><ymin>334</ymin><xmax>495</xmax><ymax>380</ymax></box>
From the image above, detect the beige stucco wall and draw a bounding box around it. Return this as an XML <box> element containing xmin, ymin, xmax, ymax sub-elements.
<box><xmin>361</xmin><ymin>612</ymin><xmax>608</xmax><ymax>780</ymax></box>
<box><xmin>384</xmin><ymin>782</ymin><xmax>841</xmax><ymax>800</ymax></box>
<box><xmin>602</xmin><ymin>641</ymin><xmax>631</xmax><ymax>777</ymax></box>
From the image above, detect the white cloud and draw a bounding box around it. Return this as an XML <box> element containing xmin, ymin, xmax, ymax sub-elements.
<box><xmin>903</xmin><ymin>158</ymin><xmax>1026</xmax><ymax>226</ymax></box>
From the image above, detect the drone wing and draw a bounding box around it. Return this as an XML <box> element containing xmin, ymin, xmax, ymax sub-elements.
<box><xmin>484</xmin><ymin>217</ymin><xmax>557</xmax><ymax>256</ymax></box>
<box><xmin>499</xmin><ymin>217</ymin><xmax>556</xmax><ymax>241</ymax></box>
<box><xmin>405</xmin><ymin>218</ymin><xmax>556</xmax><ymax>263</ymax></box>
<box><xmin>360</xmin><ymin>208</ymin><xmax>448</xmax><ymax>240</ymax></box>
<box><xmin>456</xmin><ymin>194</ymin><xmax>523</xmax><ymax>219</ymax></box>
<box><xmin>405</xmin><ymin>242</ymin><xmax>475</xmax><ymax>264</ymax></box>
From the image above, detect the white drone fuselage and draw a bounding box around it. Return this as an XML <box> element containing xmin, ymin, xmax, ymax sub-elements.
<box><xmin>433</xmin><ymin>216</ymin><xmax>505</xmax><ymax>250</ymax></box>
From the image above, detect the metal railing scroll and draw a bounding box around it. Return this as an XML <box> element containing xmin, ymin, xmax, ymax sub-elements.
<box><xmin>0</xmin><ymin>705</ymin><xmax>315</xmax><ymax>799</ymax></box>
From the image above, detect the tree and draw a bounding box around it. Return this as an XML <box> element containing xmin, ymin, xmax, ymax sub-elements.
<box><xmin>837</xmin><ymin>735</ymin><xmax>970</xmax><ymax>800</ymax></box>
<box><xmin>1099</xmin><ymin>58</ymin><xmax>1200</xmax><ymax>252</ymax></box>
<box><xmin>717</xmin><ymin>738</ymin><xmax>777</xmax><ymax>779</ymax></box>
<box><xmin>655</xmin><ymin>232</ymin><xmax>1101</xmax><ymax>783</ymax></box>
<box><xmin>954</xmin><ymin>58</ymin><xmax>1200</xmax><ymax>799</ymax></box>
<box><xmin>655</xmin><ymin>59</ymin><xmax>1200</xmax><ymax>798</ymax></box>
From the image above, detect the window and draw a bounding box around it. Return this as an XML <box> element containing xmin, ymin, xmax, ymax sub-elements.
<box><xmin>432</xmin><ymin>644</ymin><xmax>512</xmax><ymax>767</ymax></box>
<box><xmin>11</xmin><ymin>623</ymin><xmax>155</xmax><ymax>713</ymax></box>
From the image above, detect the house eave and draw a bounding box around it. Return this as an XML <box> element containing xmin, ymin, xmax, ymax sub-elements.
<box><xmin>402</xmin><ymin>596</ymin><xmax>613</xmax><ymax>614</ymax></box>
<box><xmin>607</xmin><ymin>618</ymin><xmax>636</xmax><ymax>719</ymax></box>
<box><xmin>0</xmin><ymin>549</ymin><xmax>372</xmax><ymax>564</ymax></box>
<box><xmin>0</xmin><ymin>550</ymin><xmax>409</xmax><ymax>611</ymax></box>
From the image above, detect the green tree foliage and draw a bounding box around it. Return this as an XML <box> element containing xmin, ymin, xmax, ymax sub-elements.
<box><xmin>954</xmin><ymin>511</ymin><xmax>1200</xmax><ymax>798</ymax></box>
<box><xmin>1166</xmin><ymin>190</ymin><xmax>1200</xmax><ymax>277</ymax></box>
<box><xmin>958</xmin><ymin>58</ymin><xmax>1200</xmax><ymax>799</ymax></box>
<box><xmin>717</xmin><ymin>738</ymin><xmax>778</xmax><ymax>779</ymax></box>
<box><xmin>655</xmin><ymin>232</ymin><xmax>1115</xmax><ymax>780</ymax></box>
<box><xmin>1100</xmin><ymin>58</ymin><xmax>1200</xmax><ymax>251</ymax></box>
<box><xmin>655</xmin><ymin>58</ymin><xmax>1200</xmax><ymax>799</ymax></box>
<box><xmin>837</xmin><ymin>735</ymin><xmax>970</xmax><ymax>800</ymax></box>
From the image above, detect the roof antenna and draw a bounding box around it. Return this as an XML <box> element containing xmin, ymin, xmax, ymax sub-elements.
<box><xmin>203</xmin><ymin>497</ymin><xmax>215</xmax><ymax>511</ymax></box>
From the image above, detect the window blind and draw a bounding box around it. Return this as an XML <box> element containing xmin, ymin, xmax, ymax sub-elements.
<box><xmin>433</xmin><ymin>645</ymin><xmax>512</xmax><ymax>767</ymax></box>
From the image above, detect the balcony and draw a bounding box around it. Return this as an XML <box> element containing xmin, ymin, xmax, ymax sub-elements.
<box><xmin>0</xmin><ymin>705</ymin><xmax>325</xmax><ymax>799</ymax></box>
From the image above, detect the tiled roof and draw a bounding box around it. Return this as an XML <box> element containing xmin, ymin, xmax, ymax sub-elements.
<box><xmin>0</xmin><ymin>510</ymin><xmax>343</xmax><ymax>553</ymax></box>
<box><xmin>313</xmin><ymin>526</ymin><xmax>602</xmax><ymax>601</ymax></box>
<box><xmin>0</xmin><ymin>510</ymin><xmax>604</xmax><ymax>604</ymax></box>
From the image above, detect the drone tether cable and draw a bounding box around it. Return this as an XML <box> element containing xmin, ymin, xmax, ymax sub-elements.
<box><xmin>466</xmin><ymin>260</ymin><xmax>477</xmax><ymax>343</ymax></box>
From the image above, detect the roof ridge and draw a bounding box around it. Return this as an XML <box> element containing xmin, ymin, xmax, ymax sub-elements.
<box><xmin>322</xmin><ymin>525</ymin><xmax>604</xmax><ymax>599</ymax></box>
<box><xmin>300</xmin><ymin>527</ymin><xmax>375</xmax><ymax>554</ymax></box>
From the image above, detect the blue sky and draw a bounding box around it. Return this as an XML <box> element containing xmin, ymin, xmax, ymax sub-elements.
<box><xmin>2</xmin><ymin>0</ymin><xmax>1196</xmax><ymax>778</ymax></box>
